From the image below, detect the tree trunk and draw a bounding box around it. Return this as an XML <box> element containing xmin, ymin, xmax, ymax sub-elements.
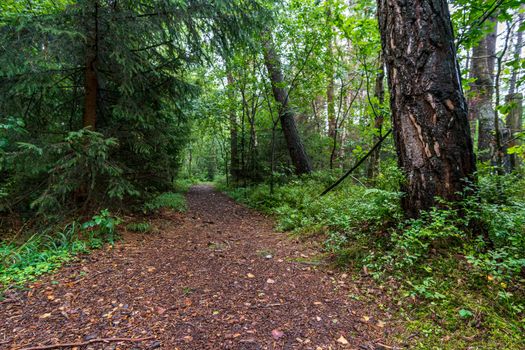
<box><xmin>469</xmin><ymin>17</ymin><xmax>497</xmax><ymax>162</ymax></box>
<box><xmin>327</xmin><ymin>73</ymin><xmax>337</xmax><ymax>169</ymax></box>
<box><xmin>263</xmin><ymin>34</ymin><xmax>312</xmax><ymax>175</ymax></box>
<box><xmin>83</xmin><ymin>0</ymin><xmax>99</xmax><ymax>130</ymax></box>
<box><xmin>505</xmin><ymin>9</ymin><xmax>524</xmax><ymax>172</ymax></box>
<box><xmin>367</xmin><ymin>54</ymin><xmax>385</xmax><ymax>179</ymax></box>
<box><xmin>508</xmin><ymin>6</ymin><xmax>524</xmax><ymax>95</ymax></box>
<box><xmin>505</xmin><ymin>93</ymin><xmax>523</xmax><ymax>171</ymax></box>
<box><xmin>326</xmin><ymin>5</ymin><xmax>337</xmax><ymax>142</ymax></box>
<box><xmin>377</xmin><ymin>0</ymin><xmax>476</xmax><ymax>218</ymax></box>
<box><xmin>227</xmin><ymin>73</ymin><xmax>240</xmax><ymax>182</ymax></box>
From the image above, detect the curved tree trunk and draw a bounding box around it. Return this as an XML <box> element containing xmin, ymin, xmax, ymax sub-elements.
<box><xmin>263</xmin><ymin>34</ymin><xmax>312</xmax><ymax>175</ymax></box>
<box><xmin>227</xmin><ymin>73</ymin><xmax>240</xmax><ymax>182</ymax></box>
<box><xmin>367</xmin><ymin>54</ymin><xmax>385</xmax><ymax>180</ymax></box>
<box><xmin>377</xmin><ymin>0</ymin><xmax>476</xmax><ymax>218</ymax></box>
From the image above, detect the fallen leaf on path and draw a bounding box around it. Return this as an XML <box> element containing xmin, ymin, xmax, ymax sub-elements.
<box><xmin>247</xmin><ymin>273</ymin><xmax>255</xmax><ymax>278</ymax></box>
<box><xmin>39</xmin><ymin>313</ymin><xmax>52</xmax><ymax>319</ymax></box>
<box><xmin>337</xmin><ymin>335</ymin><xmax>349</xmax><ymax>345</ymax></box>
<box><xmin>183</xmin><ymin>335</ymin><xmax>193</xmax><ymax>343</ymax></box>
<box><xmin>271</xmin><ymin>329</ymin><xmax>284</xmax><ymax>340</ymax></box>
<box><xmin>266</xmin><ymin>278</ymin><xmax>275</xmax><ymax>284</ymax></box>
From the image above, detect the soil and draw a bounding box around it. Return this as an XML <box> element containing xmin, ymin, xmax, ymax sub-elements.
<box><xmin>0</xmin><ymin>185</ymin><xmax>398</xmax><ymax>350</ymax></box>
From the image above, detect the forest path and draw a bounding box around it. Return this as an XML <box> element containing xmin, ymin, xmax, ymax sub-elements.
<box><xmin>1</xmin><ymin>185</ymin><xmax>396</xmax><ymax>350</ymax></box>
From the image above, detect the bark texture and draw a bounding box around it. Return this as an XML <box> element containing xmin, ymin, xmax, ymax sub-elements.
<box><xmin>377</xmin><ymin>0</ymin><xmax>476</xmax><ymax>217</ymax></box>
<box><xmin>263</xmin><ymin>35</ymin><xmax>312</xmax><ymax>175</ymax></box>
<box><xmin>83</xmin><ymin>1</ymin><xmax>99</xmax><ymax>130</ymax></box>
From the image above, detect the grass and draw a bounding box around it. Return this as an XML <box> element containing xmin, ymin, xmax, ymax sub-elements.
<box><xmin>144</xmin><ymin>192</ymin><xmax>187</xmax><ymax>213</ymax></box>
<box><xmin>126</xmin><ymin>221</ymin><xmax>152</xmax><ymax>233</ymax></box>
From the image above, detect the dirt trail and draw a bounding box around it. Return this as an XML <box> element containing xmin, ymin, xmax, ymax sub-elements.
<box><xmin>1</xmin><ymin>185</ymin><xmax>396</xmax><ymax>349</ymax></box>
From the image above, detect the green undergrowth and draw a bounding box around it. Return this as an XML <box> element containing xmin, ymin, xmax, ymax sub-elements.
<box><xmin>0</xmin><ymin>209</ymin><xmax>120</xmax><ymax>295</ymax></box>
<box><xmin>0</xmin><ymin>182</ymin><xmax>191</xmax><ymax>295</ymax></box>
<box><xmin>217</xmin><ymin>171</ymin><xmax>525</xmax><ymax>349</ymax></box>
<box><xmin>144</xmin><ymin>192</ymin><xmax>186</xmax><ymax>213</ymax></box>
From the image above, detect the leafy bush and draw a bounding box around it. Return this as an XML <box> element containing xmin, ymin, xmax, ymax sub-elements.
<box><xmin>81</xmin><ymin>209</ymin><xmax>121</xmax><ymax>245</ymax></box>
<box><xmin>222</xmin><ymin>172</ymin><xmax>402</xmax><ymax>248</ymax></box>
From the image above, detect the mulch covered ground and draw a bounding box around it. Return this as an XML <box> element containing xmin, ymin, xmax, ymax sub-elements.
<box><xmin>0</xmin><ymin>185</ymin><xmax>399</xmax><ymax>350</ymax></box>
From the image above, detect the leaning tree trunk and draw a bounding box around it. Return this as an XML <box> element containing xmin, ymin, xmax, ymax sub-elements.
<box><xmin>469</xmin><ymin>17</ymin><xmax>497</xmax><ymax>162</ymax></box>
<box><xmin>367</xmin><ymin>53</ymin><xmax>385</xmax><ymax>180</ymax></box>
<box><xmin>83</xmin><ymin>0</ymin><xmax>99</xmax><ymax>130</ymax></box>
<box><xmin>226</xmin><ymin>73</ymin><xmax>240</xmax><ymax>182</ymax></box>
<box><xmin>263</xmin><ymin>34</ymin><xmax>312</xmax><ymax>175</ymax></box>
<box><xmin>377</xmin><ymin>0</ymin><xmax>476</xmax><ymax>218</ymax></box>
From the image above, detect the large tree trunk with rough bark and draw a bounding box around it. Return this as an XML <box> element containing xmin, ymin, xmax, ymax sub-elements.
<box><xmin>377</xmin><ymin>0</ymin><xmax>476</xmax><ymax>218</ymax></box>
<box><xmin>83</xmin><ymin>1</ymin><xmax>99</xmax><ymax>130</ymax></box>
<box><xmin>469</xmin><ymin>17</ymin><xmax>497</xmax><ymax>162</ymax></box>
<box><xmin>263</xmin><ymin>35</ymin><xmax>312</xmax><ymax>175</ymax></box>
<box><xmin>227</xmin><ymin>73</ymin><xmax>240</xmax><ymax>182</ymax></box>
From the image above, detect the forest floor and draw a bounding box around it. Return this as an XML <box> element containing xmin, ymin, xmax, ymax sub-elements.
<box><xmin>0</xmin><ymin>185</ymin><xmax>399</xmax><ymax>350</ymax></box>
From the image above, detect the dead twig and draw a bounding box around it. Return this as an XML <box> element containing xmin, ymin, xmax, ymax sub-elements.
<box><xmin>70</xmin><ymin>268</ymin><xmax>112</xmax><ymax>285</ymax></box>
<box><xmin>17</xmin><ymin>336</ymin><xmax>154</xmax><ymax>350</ymax></box>
<box><xmin>375</xmin><ymin>342</ymin><xmax>401</xmax><ymax>350</ymax></box>
<box><xmin>250</xmin><ymin>303</ymin><xmax>285</xmax><ymax>309</ymax></box>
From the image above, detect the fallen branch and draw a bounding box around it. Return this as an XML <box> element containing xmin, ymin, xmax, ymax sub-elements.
<box><xmin>17</xmin><ymin>336</ymin><xmax>154</xmax><ymax>350</ymax></box>
<box><xmin>320</xmin><ymin>128</ymin><xmax>392</xmax><ymax>196</ymax></box>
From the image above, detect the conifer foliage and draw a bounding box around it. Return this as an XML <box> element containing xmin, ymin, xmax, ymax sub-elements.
<box><xmin>0</xmin><ymin>0</ymin><xmax>262</xmax><ymax>217</ymax></box>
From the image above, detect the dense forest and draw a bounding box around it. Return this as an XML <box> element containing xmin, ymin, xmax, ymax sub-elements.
<box><xmin>1</xmin><ymin>0</ymin><xmax>524</xmax><ymax>349</ymax></box>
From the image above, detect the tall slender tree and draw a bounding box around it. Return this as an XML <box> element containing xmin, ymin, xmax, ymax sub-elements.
<box><xmin>377</xmin><ymin>0</ymin><xmax>476</xmax><ymax>217</ymax></box>
<box><xmin>262</xmin><ymin>33</ymin><xmax>313</xmax><ymax>175</ymax></box>
<box><xmin>227</xmin><ymin>72</ymin><xmax>240</xmax><ymax>182</ymax></box>
<box><xmin>506</xmin><ymin>7</ymin><xmax>524</xmax><ymax>171</ymax></box>
<box><xmin>469</xmin><ymin>17</ymin><xmax>497</xmax><ymax>162</ymax></box>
